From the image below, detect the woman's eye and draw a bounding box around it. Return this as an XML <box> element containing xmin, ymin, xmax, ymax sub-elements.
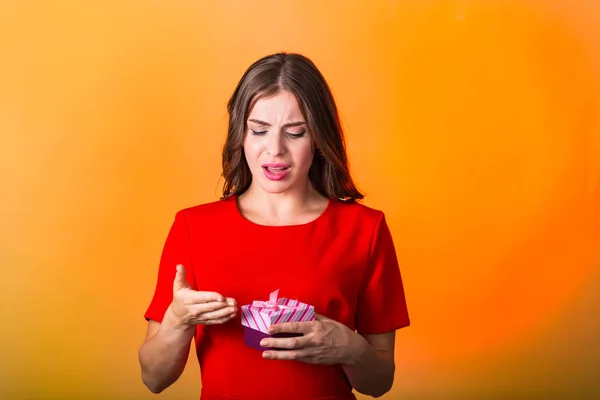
<box><xmin>250</xmin><ymin>129</ymin><xmax>305</xmax><ymax>138</ymax></box>
<box><xmin>287</xmin><ymin>131</ymin><xmax>306</xmax><ymax>138</ymax></box>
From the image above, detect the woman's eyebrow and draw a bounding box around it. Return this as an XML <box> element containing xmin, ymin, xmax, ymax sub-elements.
<box><xmin>248</xmin><ymin>119</ymin><xmax>306</xmax><ymax>128</ymax></box>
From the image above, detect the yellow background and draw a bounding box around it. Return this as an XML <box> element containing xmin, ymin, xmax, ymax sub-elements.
<box><xmin>1</xmin><ymin>1</ymin><xmax>599</xmax><ymax>399</ymax></box>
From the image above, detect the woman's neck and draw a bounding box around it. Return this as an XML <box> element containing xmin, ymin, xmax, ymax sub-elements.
<box><xmin>237</xmin><ymin>183</ymin><xmax>328</xmax><ymax>226</ymax></box>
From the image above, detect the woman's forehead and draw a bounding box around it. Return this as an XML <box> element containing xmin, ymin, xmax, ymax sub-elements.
<box><xmin>248</xmin><ymin>91</ymin><xmax>304</xmax><ymax>121</ymax></box>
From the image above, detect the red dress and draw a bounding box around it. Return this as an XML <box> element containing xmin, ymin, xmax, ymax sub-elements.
<box><xmin>144</xmin><ymin>196</ymin><xmax>410</xmax><ymax>400</ymax></box>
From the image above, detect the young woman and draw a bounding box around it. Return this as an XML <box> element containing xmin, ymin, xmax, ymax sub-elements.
<box><xmin>139</xmin><ymin>52</ymin><xmax>410</xmax><ymax>400</ymax></box>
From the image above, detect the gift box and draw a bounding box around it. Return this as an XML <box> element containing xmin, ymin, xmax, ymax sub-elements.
<box><xmin>241</xmin><ymin>289</ymin><xmax>315</xmax><ymax>351</ymax></box>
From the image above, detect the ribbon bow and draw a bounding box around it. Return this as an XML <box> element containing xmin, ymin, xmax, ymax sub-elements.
<box><xmin>251</xmin><ymin>289</ymin><xmax>303</xmax><ymax>311</ymax></box>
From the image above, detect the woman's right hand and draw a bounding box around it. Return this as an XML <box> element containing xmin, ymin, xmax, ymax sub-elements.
<box><xmin>170</xmin><ymin>264</ymin><xmax>237</xmax><ymax>327</ymax></box>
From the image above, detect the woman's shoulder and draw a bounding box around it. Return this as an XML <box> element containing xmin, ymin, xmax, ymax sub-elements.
<box><xmin>331</xmin><ymin>199</ymin><xmax>386</xmax><ymax>224</ymax></box>
<box><xmin>175</xmin><ymin>197</ymin><xmax>236</xmax><ymax>221</ymax></box>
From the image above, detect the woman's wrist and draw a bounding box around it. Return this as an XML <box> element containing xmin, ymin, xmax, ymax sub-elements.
<box><xmin>341</xmin><ymin>331</ymin><xmax>372</xmax><ymax>367</ymax></box>
<box><xmin>161</xmin><ymin>304</ymin><xmax>196</xmax><ymax>338</ymax></box>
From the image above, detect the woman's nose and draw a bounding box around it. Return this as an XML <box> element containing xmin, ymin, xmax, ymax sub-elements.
<box><xmin>266</xmin><ymin>133</ymin><xmax>285</xmax><ymax>156</ymax></box>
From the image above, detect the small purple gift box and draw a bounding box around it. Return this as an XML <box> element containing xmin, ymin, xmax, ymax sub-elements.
<box><xmin>241</xmin><ymin>289</ymin><xmax>315</xmax><ymax>351</ymax></box>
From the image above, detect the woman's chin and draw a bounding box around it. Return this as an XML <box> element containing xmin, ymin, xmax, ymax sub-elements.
<box><xmin>253</xmin><ymin>177</ymin><xmax>296</xmax><ymax>194</ymax></box>
<box><xmin>260</xmin><ymin>183</ymin><xmax>293</xmax><ymax>194</ymax></box>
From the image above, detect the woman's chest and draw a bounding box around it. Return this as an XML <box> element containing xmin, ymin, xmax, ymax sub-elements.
<box><xmin>190</xmin><ymin>229</ymin><xmax>369</xmax><ymax>325</ymax></box>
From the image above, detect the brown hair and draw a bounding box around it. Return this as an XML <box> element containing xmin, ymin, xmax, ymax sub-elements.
<box><xmin>221</xmin><ymin>52</ymin><xmax>364</xmax><ymax>202</ymax></box>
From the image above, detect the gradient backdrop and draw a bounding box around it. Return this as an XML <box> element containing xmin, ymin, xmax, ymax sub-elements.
<box><xmin>1</xmin><ymin>1</ymin><xmax>599</xmax><ymax>399</ymax></box>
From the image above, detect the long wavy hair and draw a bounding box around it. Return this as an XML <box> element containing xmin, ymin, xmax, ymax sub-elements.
<box><xmin>221</xmin><ymin>52</ymin><xmax>364</xmax><ymax>202</ymax></box>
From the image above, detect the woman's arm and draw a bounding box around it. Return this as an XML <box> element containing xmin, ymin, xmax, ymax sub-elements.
<box><xmin>139</xmin><ymin>265</ymin><xmax>237</xmax><ymax>393</ymax></box>
<box><xmin>138</xmin><ymin>305</ymin><xmax>196</xmax><ymax>393</ymax></box>
<box><xmin>341</xmin><ymin>331</ymin><xmax>396</xmax><ymax>398</ymax></box>
<box><xmin>262</xmin><ymin>317</ymin><xmax>397</xmax><ymax>398</ymax></box>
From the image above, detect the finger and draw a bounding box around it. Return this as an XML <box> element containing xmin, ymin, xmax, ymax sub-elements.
<box><xmin>268</xmin><ymin>321</ymin><xmax>315</xmax><ymax>335</ymax></box>
<box><xmin>224</xmin><ymin>297</ymin><xmax>238</xmax><ymax>307</ymax></box>
<box><xmin>193</xmin><ymin>304</ymin><xmax>237</xmax><ymax>322</ymax></box>
<box><xmin>197</xmin><ymin>313</ymin><xmax>236</xmax><ymax>325</ymax></box>
<box><xmin>186</xmin><ymin>300</ymin><xmax>232</xmax><ymax>314</ymax></box>
<box><xmin>262</xmin><ymin>349</ymin><xmax>312</xmax><ymax>362</ymax></box>
<box><xmin>259</xmin><ymin>335</ymin><xmax>310</xmax><ymax>350</ymax></box>
<box><xmin>173</xmin><ymin>264</ymin><xmax>191</xmax><ymax>290</ymax></box>
<box><xmin>185</xmin><ymin>290</ymin><xmax>226</xmax><ymax>303</ymax></box>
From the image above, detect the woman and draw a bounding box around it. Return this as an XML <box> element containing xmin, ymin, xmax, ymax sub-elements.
<box><xmin>139</xmin><ymin>52</ymin><xmax>410</xmax><ymax>400</ymax></box>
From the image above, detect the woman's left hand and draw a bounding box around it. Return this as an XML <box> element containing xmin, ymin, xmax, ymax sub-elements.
<box><xmin>260</xmin><ymin>314</ymin><xmax>367</xmax><ymax>365</ymax></box>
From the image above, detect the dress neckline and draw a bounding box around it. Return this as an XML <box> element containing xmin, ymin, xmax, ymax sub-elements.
<box><xmin>230</xmin><ymin>194</ymin><xmax>334</xmax><ymax>228</ymax></box>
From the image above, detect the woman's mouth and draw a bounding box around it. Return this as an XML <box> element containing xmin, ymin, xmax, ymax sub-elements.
<box><xmin>262</xmin><ymin>163</ymin><xmax>290</xmax><ymax>181</ymax></box>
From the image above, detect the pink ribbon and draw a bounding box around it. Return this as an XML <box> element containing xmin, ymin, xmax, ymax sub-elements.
<box><xmin>251</xmin><ymin>289</ymin><xmax>303</xmax><ymax>311</ymax></box>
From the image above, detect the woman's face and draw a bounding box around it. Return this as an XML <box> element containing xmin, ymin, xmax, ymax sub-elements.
<box><xmin>243</xmin><ymin>90</ymin><xmax>315</xmax><ymax>195</ymax></box>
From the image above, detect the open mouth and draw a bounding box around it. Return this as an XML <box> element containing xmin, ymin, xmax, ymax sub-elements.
<box><xmin>261</xmin><ymin>164</ymin><xmax>291</xmax><ymax>180</ymax></box>
<box><xmin>262</xmin><ymin>166</ymin><xmax>290</xmax><ymax>174</ymax></box>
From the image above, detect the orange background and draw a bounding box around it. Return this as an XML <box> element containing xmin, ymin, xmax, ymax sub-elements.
<box><xmin>1</xmin><ymin>1</ymin><xmax>599</xmax><ymax>399</ymax></box>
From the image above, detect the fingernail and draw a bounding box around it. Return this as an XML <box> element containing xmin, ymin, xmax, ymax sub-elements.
<box><xmin>228</xmin><ymin>300</ymin><xmax>235</xmax><ymax>306</ymax></box>
<box><xmin>262</xmin><ymin>351</ymin><xmax>271</xmax><ymax>359</ymax></box>
<box><xmin>260</xmin><ymin>340</ymin><xmax>268</xmax><ymax>347</ymax></box>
